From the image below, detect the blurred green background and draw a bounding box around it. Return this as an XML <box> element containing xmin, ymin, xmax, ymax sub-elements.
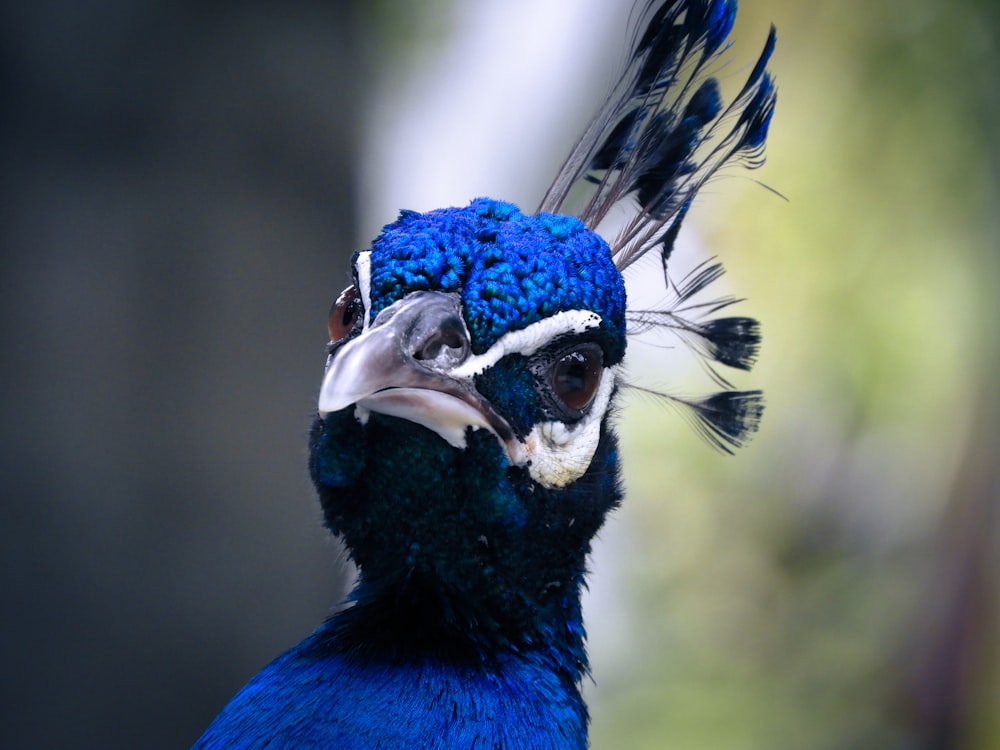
<box><xmin>590</xmin><ymin>3</ymin><xmax>1000</xmax><ymax>749</ymax></box>
<box><xmin>2</xmin><ymin>1</ymin><xmax>997</xmax><ymax>748</ymax></box>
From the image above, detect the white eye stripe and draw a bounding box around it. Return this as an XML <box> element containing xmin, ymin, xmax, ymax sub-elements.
<box><xmin>355</xmin><ymin>251</ymin><xmax>373</xmax><ymax>332</ymax></box>
<box><xmin>451</xmin><ymin>309</ymin><xmax>603</xmax><ymax>380</ymax></box>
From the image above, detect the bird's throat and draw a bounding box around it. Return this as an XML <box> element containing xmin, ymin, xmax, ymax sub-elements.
<box><xmin>309</xmin><ymin>413</ymin><xmax>621</xmax><ymax>676</ymax></box>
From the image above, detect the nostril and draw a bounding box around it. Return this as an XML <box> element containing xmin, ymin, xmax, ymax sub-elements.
<box><xmin>383</xmin><ymin>291</ymin><xmax>470</xmax><ymax>369</ymax></box>
<box><xmin>414</xmin><ymin>317</ymin><xmax>468</xmax><ymax>363</ymax></box>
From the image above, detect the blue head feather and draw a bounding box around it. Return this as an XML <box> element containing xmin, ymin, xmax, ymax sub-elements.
<box><xmin>366</xmin><ymin>198</ymin><xmax>627</xmax><ymax>362</ymax></box>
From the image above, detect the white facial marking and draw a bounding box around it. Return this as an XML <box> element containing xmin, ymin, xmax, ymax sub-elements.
<box><xmin>526</xmin><ymin>365</ymin><xmax>618</xmax><ymax>489</ymax></box>
<box><xmin>451</xmin><ymin>309</ymin><xmax>602</xmax><ymax>380</ymax></box>
<box><xmin>355</xmin><ymin>250</ymin><xmax>373</xmax><ymax>331</ymax></box>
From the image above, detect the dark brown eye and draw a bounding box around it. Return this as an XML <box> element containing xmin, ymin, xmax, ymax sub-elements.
<box><xmin>549</xmin><ymin>345</ymin><xmax>603</xmax><ymax>413</ymax></box>
<box><xmin>327</xmin><ymin>284</ymin><xmax>363</xmax><ymax>343</ymax></box>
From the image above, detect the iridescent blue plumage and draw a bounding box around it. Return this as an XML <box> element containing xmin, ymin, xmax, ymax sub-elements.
<box><xmin>366</xmin><ymin>199</ymin><xmax>627</xmax><ymax>360</ymax></box>
<box><xmin>195</xmin><ymin>615</ymin><xmax>589</xmax><ymax>748</ymax></box>
<box><xmin>194</xmin><ymin>1</ymin><xmax>775</xmax><ymax>747</ymax></box>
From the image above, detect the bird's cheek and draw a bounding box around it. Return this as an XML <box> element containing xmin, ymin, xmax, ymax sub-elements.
<box><xmin>523</xmin><ymin>368</ymin><xmax>617</xmax><ymax>489</ymax></box>
<box><xmin>524</xmin><ymin>420</ymin><xmax>602</xmax><ymax>489</ymax></box>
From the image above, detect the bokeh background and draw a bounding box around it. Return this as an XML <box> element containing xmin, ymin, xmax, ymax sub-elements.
<box><xmin>2</xmin><ymin>1</ymin><xmax>997</xmax><ymax>748</ymax></box>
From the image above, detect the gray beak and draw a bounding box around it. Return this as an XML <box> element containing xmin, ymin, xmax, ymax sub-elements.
<box><xmin>318</xmin><ymin>291</ymin><xmax>523</xmax><ymax>462</ymax></box>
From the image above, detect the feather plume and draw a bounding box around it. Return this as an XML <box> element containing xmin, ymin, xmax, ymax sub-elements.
<box><xmin>540</xmin><ymin>0</ymin><xmax>776</xmax><ymax>450</ymax></box>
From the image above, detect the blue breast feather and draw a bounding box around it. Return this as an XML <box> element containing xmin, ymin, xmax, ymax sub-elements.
<box><xmin>193</xmin><ymin>619</ymin><xmax>587</xmax><ymax>749</ymax></box>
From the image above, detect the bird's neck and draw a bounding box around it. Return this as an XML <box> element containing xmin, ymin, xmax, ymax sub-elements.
<box><xmin>328</xmin><ymin>570</ymin><xmax>590</xmax><ymax>683</ymax></box>
<box><xmin>311</xmin><ymin>413</ymin><xmax>623</xmax><ymax>683</ymax></box>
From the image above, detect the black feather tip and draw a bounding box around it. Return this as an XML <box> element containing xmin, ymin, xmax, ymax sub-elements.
<box><xmin>675</xmin><ymin>389</ymin><xmax>764</xmax><ymax>453</ymax></box>
<box><xmin>696</xmin><ymin>317</ymin><xmax>761</xmax><ymax>371</ymax></box>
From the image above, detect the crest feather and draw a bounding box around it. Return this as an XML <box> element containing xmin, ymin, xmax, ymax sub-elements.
<box><xmin>540</xmin><ymin>0</ymin><xmax>777</xmax><ymax>451</ymax></box>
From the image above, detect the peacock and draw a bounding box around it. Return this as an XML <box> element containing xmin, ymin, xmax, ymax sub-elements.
<box><xmin>194</xmin><ymin>1</ymin><xmax>776</xmax><ymax>747</ymax></box>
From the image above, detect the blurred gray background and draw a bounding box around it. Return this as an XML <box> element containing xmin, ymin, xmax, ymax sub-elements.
<box><xmin>2</xmin><ymin>2</ymin><xmax>362</xmax><ymax>746</ymax></box>
<box><xmin>3</xmin><ymin>1</ymin><xmax>998</xmax><ymax>749</ymax></box>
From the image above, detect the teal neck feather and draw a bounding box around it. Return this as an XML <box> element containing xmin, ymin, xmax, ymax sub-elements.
<box><xmin>310</xmin><ymin>411</ymin><xmax>622</xmax><ymax>681</ymax></box>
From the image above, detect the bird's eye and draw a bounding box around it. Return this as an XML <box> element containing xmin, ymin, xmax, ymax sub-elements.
<box><xmin>327</xmin><ymin>284</ymin><xmax>363</xmax><ymax>344</ymax></box>
<box><xmin>549</xmin><ymin>344</ymin><xmax>603</xmax><ymax>414</ymax></box>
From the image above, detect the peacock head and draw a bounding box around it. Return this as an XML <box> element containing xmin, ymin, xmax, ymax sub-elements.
<box><xmin>308</xmin><ymin>198</ymin><xmax>627</xmax><ymax>648</ymax></box>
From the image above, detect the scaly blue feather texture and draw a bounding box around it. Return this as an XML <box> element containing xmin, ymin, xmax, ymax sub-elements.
<box><xmin>367</xmin><ymin>199</ymin><xmax>627</xmax><ymax>360</ymax></box>
<box><xmin>195</xmin><ymin>616</ymin><xmax>589</xmax><ymax>748</ymax></box>
<box><xmin>194</xmin><ymin>1</ymin><xmax>775</xmax><ymax>746</ymax></box>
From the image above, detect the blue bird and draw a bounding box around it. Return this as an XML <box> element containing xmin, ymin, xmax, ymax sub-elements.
<box><xmin>194</xmin><ymin>1</ymin><xmax>776</xmax><ymax>747</ymax></box>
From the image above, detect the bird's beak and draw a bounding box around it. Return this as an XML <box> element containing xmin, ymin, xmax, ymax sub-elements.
<box><xmin>318</xmin><ymin>291</ymin><xmax>524</xmax><ymax>464</ymax></box>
